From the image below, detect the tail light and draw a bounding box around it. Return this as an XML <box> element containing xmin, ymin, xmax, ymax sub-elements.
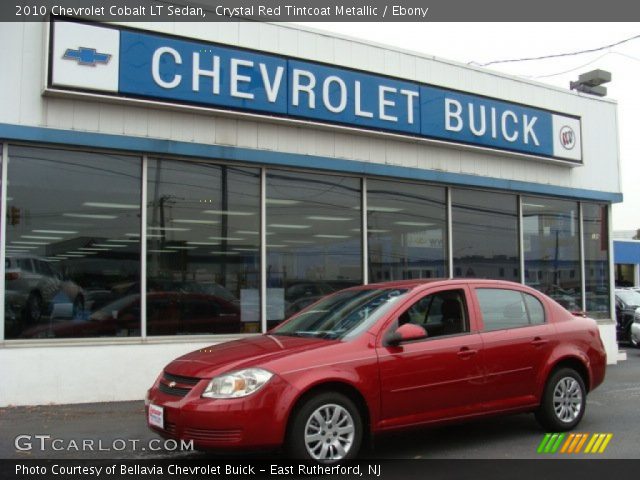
<box><xmin>5</xmin><ymin>272</ymin><xmax>20</xmax><ymax>281</ymax></box>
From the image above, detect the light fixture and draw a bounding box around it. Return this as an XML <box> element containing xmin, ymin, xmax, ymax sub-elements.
<box><xmin>394</xmin><ymin>221</ymin><xmax>434</xmax><ymax>227</ymax></box>
<box><xmin>82</xmin><ymin>202</ymin><xmax>138</xmax><ymax>209</ymax></box>
<box><xmin>569</xmin><ymin>69</ymin><xmax>611</xmax><ymax>97</ymax></box>
<box><xmin>21</xmin><ymin>235</ymin><xmax>63</xmax><ymax>240</ymax></box>
<box><xmin>93</xmin><ymin>244</ymin><xmax>127</xmax><ymax>248</ymax></box>
<box><xmin>266</xmin><ymin>199</ymin><xmax>300</xmax><ymax>205</ymax></box>
<box><xmin>202</xmin><ymin>210</ymin><xmax>255</xmax><ymax>216</ymax></box>
<box><xmin>314</xmin><ymin>234</ymin><xmax>350</xmax><ymax>239</ymax></box>
<box><xmin>307</xmin><ymin>216</ymin><xmax>351</xmax><ymax>221</ymax></box>
<box><xmin>148</xmin><ymin>226</ymin><xmax>190</xmax><ymax>231</ymax></box>
<box><xmin>63</xmin><ymin>213</ymin><xmax>117</xmax><ymax>220</ymax></box>
<box><xmin>366</xmin><ymin>206</ymin><xmax>403</xmax><ymax>213</ymax></box>
<box><xmin>269</xmin><ymin>224</ymin><xmax>311</xmax><ymax>229</ymax></box>
<box><xmin>208</xmin><ymin>236</ymin><xmax>245</xmax><ymax>241</ymax></box>
<box><xmin>171</xmin><ymin>219</ymin><xmax>219</xmax><ymax>225</ymax></box>
<box><xmin>186</xmin><ymin>241</ymin><xmax>221</xmax><ymax>246</ymax></box>
<box><xmin>33</xmin><ymin>229</ymin><xmax>78</xmax><ymax>234</ymax></box>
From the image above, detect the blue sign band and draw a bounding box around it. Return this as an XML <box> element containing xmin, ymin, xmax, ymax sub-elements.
<box><xmin>55</xmin><ymin>22</ymin><xmax>581</xmax><ymax>163</ymax></box>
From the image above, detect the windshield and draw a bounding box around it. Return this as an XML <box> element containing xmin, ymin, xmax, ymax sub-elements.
<box><xmin>617</xmin><ymin>290</ymin><xmax>640</xmax><ymax>307</ymax></box>
<box><xmin>271</xmin><ymin>288</ymin><xmax>409</xmax><ymax>340</ymax></box>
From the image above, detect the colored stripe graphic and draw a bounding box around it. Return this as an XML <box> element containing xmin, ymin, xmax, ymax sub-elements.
<box><xmin>540</xmin><ymin>433</ymin><xmax>613</xmax><ymax>454</ymax></box>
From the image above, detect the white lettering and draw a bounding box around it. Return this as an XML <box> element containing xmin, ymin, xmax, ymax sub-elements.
<box><xmin>469</xmin><ymin>104</ymin><xmax>486</xmax><ymax>136</ymax></box>
<box><xmin>230</xmin><ymin>58</ymin><xmax>254</xmax><ymax>99</ymax></box>
<box><xmin>400</xmin><ymin>89</ymin><xmax>419</xmax><ymax>124</ymax></box>
<box><xmin>379</xmin><ymin>86</ymin><xmax>398</xmax><ymax>122</ymax></box>
<box><xmin>523</xmin><ymin>114</ymin><xmax>539</xmax><ymax>145</ymax></box>
<box><xmin>259</xmin><ymin>64</ymin><xmax>284</xmax><ymax>103</ymax></box>
<box><xmin>501</xmin><ymin>110</ymin><xmax>519</xmax><ymax>142</ymax></box>
<box><xmin>292</xmin><ymin>69</ymin><xmax>316</xmax><ymax>108</ymax></box>
<box><xmin>354</xmin><ymin>81</ymin><xmax>373</xmax><ymax>118</ymax></box>
<box><xmin>445</xmin><ymin>98</ymin><xmax>463</xmax><ymax>132</ymax></box>
<box><xmin>152</xmin><ymin>47</ymin><xmax>182</xmax><ymax>89</ymax></box>
<box><xmin>322</xmin><ymin>75</ymin><xmax>347</xmax><ymax>113</ymax></box>
<box><xmin>192</xmin><ymin>52</ymin><xmax>220</xmax><ymax>94</ymax></box>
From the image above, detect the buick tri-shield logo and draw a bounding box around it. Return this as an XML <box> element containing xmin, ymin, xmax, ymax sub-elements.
<box><xmin>63</xmin><ymin>47</ymin><xmax>111</xmax><ymax>67</ymax></box>
<box><xmin>559</xmin><ymin>125</ymin><xmax>576</xmax><ymax>150</ymax></box>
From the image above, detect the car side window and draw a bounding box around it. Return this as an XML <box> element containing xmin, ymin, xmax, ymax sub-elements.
<box><xmin>476</xmin><ymin>288</ymin><xmax>546</xmax><ymax>331</ymax></box>
<box><xmin>397</xmin><ymin>289</ymin><xmax>469</xmax><ymax>338</ymax></box>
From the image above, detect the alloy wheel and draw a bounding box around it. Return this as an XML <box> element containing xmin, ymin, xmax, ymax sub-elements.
<box><xmin>553</xmin><ymin>376</ymin><xmax>583</xmax><ymax>423</ymax></box>
<box><xmin>304</xmin><ymin>403</ymin><xmax>355</xmax><ymax>461</ymax></box>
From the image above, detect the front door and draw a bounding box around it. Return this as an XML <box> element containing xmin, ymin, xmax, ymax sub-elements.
<box><xmin>376</xmin><ymin>286</ymin><xmax>485</xmax><ymax>429</ymax></box>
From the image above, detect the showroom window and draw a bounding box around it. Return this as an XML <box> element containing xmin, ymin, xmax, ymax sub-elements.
<box><xmin>367</xmin><ymin>180</ymin><xmax>447</xmax><ymax>282</ymax></box>
<box><xmin>147</xmin><ymin>159</ymin><xmax>261</xmax><ymax>335</ymax></box>
<box><xmin>522</xmin><ymin>197</ymin><xmax>582</xmax><ymax>311</ymax></box>
<box><xmin>4</xmin><ymin>146</ymin><xmax>141</xmax><ymax>339</ymax></box>
<box><xmin>266</xmin><ymin>171</ymin><xmax>362</xmax><ymax>327</ymax></box>
<box><xmin>452</xmin><ymin>189</ymin><xmax>519</xmax><ymax>281</ymax></box>
<box><xmin>583</xmin><ymin>203</ymin><xmax>610</xmax><ymax>318</ymax></box>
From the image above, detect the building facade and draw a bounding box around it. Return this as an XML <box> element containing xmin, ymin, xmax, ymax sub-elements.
<box><xmin>0</xmin><ymin>19</ymin><xmax>623</xmax><ymax>406</ymax></box>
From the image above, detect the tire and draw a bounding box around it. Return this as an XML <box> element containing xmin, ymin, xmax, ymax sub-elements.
<box><xmin>25</xmin><ymin>292</ymin><xmax>43</xmax><ymax>324</ymax></box>
<box><xmin>287</xmin><ymin>392</ymin><xmax>363</xmax><ymax>462</ymax></box>
<box><xmin>72</xmin><ymin>295</ymin><xmax>85</xmax><ymax>319</ymax></box>
<box><xmin>535</xmin><ymin>368</ymin><xmax>586</xmax><ymax>431</ymax></box>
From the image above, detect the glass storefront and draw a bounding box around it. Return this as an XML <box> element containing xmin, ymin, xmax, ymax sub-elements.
<box><xmin>367</xmin><ymin>180</ymin><xmax>447</xmax><ymax>282</ymax></box>
<box><xmin>147</xmin><ymin>159</ymin><xmax>261</xmax><ymax>335</ymax></box>
<box><xmin>523</xmin><ymin>197</ymin><xmax>582</xmax><ymax>311</ymax></box>
<box><xmin>4</xmin><ymin>146</ymin><xmax>141</xmax><ymax>339</ymax></box>
<box><xmin>265</xmin><ymin>171</ymin><xmax>362</xmax><ymax>326</ymax></box>
<box><xmin>583</xmin><ymin>203</ymin><xmax>610</xmax><ymax>318</ymax></box>
<box><xmin>452</xmin><ymin>189</ymin><xmax>519</xmax><ymax>281</ymax></box>
<box><xmin>0</xmin><ymin>144</ymin><xmax>614</xmax><ymax>340</ymax></box>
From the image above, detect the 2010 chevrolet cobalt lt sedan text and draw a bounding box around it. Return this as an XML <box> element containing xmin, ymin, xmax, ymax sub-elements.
<box><xmin>146</xmin><ymin>279</ymin><xmax>606</xmax><ymax>462</ymax></box>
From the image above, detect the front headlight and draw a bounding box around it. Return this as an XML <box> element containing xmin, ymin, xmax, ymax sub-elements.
<box><xmin>202</xmin><ymin>368</ymin><xmax>274</xmax><ymax>399</ymax></box>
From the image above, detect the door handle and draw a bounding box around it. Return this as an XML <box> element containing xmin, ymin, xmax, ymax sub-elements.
<box><xmin>531</xmin><ymin>337</ymin><xmax>549</xmax><ymax>347</ymax></box>
<box><xmin>457</xmin><ymin>346</ymin><xmax>478</xmax><ymax>358</ymax></box>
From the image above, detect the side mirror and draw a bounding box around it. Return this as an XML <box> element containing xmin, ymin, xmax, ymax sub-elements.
<box><xmin>385</xmin><ymin>323</ymin><xmax>427</xmax><ymax>346</ymax></box>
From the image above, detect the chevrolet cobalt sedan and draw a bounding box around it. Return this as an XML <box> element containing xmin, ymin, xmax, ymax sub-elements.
<box><xmin>146</xmin><ymin>279</ymin><xmax>606</xmax><ymax>462</ymax></box>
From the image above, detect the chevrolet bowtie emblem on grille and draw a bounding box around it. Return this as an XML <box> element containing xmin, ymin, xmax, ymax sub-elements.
<box><xmin>62</xmin><ymin>47</ymin><xmax>111</xmax><ymax>66</ymax></box>
<box><xmin>168</xmin><ymin>381</ymin><xmax>177</xmax><ymax>388</ymax></box>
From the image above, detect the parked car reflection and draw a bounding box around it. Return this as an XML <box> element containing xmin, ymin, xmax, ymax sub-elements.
<box><xmin>18</xmin><ymin>292</ymin><xmax>241</xmax><ymax>338</ymax></box>
<box><xmin>4</xmin><ymin>255</ymin><xmax>85</xmax><ymax>336</ymax></box>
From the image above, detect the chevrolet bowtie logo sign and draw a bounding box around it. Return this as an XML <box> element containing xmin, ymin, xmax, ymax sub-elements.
<box><xmin>63</xmin><ymin>47</ymin><xmax>111</xmax><ymax>66</ymax></box>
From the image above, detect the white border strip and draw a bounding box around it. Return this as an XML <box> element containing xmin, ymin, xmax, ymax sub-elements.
<box><xmin>260</xmin><ymin>168</ymin><xmax>267</xmax><ymax>333</ymax></box>
<box><xmin>518</xmin><ymin>195</ymin><xmax>525</xmax><ymax>285</ymax></box>
<box><xmin>0</xmin><ymin>144</ymin><xmax>8</xmax><ymax>342</ymax></box>
<box><xmin>579</xmin><ymin>203</ymin><xmax>586</xmax><ymax>312</ymax></box>
<box><xmin>43</xmin><ymin>87</ymin><xmax>583</xmax><ymax>168</ymax></box>
<box><xmin>447</xmin><ymin>187</ymin><xmax>453</xmax><ymax>278</ymax></box>
<box><xmin>140</xmin><ymin>154</ymin><xmax>148</xmax><ymax>339</ymax></box>
<box><xmin>362</xmin><ymin>177</ymin><xmax>368</xmax><ymax>285</ymax></box>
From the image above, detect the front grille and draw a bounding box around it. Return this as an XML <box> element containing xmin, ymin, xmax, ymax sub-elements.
<box><xmin>163</xmin><ymin>371</ymin><xmax>200</xmax><ymax>386</ymax></box>
<box><xmin>159</xmin><ymin>371</ymin><xmax>201</xmax><ymax>397</ymax></box>
<box><xmin>159</xmin><ymin>383</ymin><xmax>192</xmax><ymax>397</ymax></box>
<box><xmin>183</xmin><ymin>427</ymin><xmax>243</xmax><ymax>443</ymax></box>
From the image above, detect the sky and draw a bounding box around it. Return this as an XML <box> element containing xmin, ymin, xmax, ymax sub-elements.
<box><xmin>297</xmin><ymin>22</ymin><xmax>640</xmax><ymax>233</ymax></box>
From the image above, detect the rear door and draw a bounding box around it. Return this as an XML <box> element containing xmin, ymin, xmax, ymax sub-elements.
<box><xmin>472</xmin><ymin>285</ymin><xmax>555</xmax><ymax>410</ymax></box>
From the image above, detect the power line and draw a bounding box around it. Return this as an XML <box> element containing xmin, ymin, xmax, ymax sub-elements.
<box><xmin>470</xmin><ymin>33</ymin><xmax>640</xmax><ymax>67</ymax></box>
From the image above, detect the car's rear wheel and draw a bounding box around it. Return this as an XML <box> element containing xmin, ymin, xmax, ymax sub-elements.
<box><xmin>535</xmin><ymin>367</ymin><xmax>586</xmax><ymax>431</ymax></box>
<box><xmin>287</xmin><ymin>392</ymin><xmax>362</xmax><ymax>462</ymax></box>
<box><xmin>25</xmin><ymin>292</ymin><xmax>43</xmax><ymax>324</ymax></box>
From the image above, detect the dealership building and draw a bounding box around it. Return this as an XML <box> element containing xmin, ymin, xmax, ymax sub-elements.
<box><xmin>0</xmin><ymin>18</ymin><xmax>623</xmax><ymax>406</ymax></box>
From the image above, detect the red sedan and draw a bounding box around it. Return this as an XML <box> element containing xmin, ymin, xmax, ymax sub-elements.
<box><xmin>146</xmin><ymin>279</ymin><xmax>606</xmax><ymax>462</ymax></box>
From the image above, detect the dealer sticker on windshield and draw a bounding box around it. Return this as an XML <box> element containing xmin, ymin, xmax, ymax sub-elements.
<box><xmin>148</xmin><ymin>404</ymin><xmax>164</xmax><ymax>429</ymax></box>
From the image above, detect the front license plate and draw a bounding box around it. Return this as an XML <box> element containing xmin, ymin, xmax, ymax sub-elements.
<box><xmin>148</xmin><ymin>404</ymin><xmax>164</xmax><ymax>429</ymax></box>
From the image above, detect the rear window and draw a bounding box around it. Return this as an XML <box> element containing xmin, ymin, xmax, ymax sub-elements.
<box><xmin>477</xmin><ymin>288</ymin><xmax>545</xmax><ymax>331</ymax></box>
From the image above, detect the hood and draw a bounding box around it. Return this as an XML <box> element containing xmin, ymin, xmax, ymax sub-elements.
<box><xmin>164</xmin><ymin>334</ymin><xmax>339</xmax><ymax>378</ymax></box>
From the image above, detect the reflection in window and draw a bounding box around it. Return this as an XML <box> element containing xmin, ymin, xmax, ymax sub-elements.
<box><xmin>266</xmin><ymin>171</ymin><xmax>362</xmax><ymax>327</ymax></box>
<box><xmin>367</xmin><ymin>180</ymin><xmax>447</xmax><ymax>282</ymax></box>
<box><xmin>476</xmin><ymin>288</ymin><xmax>543</xmax><ymax>330</ymax></box>
<box><xmin>452</xmin><ymin>189</ymin><xmax>519</xmax><ymax>281</ymax></box>
<box><xmin>4</xmin><ymin>146</ymin><xmax>141</xmax><ymax>339</ymax></box>
<box><xmin>147</xmin><ymin>160</ymin><xmax>261</xmax><ymax>335</ymax></box>
<box><xmin>583</xmin><ymin>203</ymin><xmax>610</xmax><ymax>318</ymax></box>
<box><xmin>523</xmin><ymin>197</ymin><xmax>581</xmax><ymax>310</ymax></box>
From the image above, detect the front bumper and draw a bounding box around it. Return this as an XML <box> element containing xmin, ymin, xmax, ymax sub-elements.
<box><xmin>146</xmin><ymin>373</ymin><xmax>297</xmax><ymax>450</ymax></box>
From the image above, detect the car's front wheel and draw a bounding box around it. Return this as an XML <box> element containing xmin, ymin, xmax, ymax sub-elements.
<box><xmin>535</xmin><ymin>367</ymin><xmax>586</xmax><ymax>431</ymax></box>
<box><xmin>287</xmin><ymin>392</ymin><xmax>363</xmax><ymax>462</ymax></box>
